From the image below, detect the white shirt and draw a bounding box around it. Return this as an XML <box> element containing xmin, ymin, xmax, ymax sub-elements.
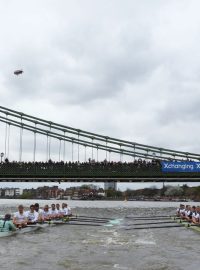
<box><xmin>185</xmin><ymin>210</ymin><xmax>191</xmax><ymax>217</ymax></box>
<box><xmin>25</xmin><ymin>210</ymin><xmax>39</xmax><ymax>222</ymax></box>
<box><xmin>192</xmin><ymin>211</ymin><xmax>197</xmax><ymax>217</ymax></box>
<box><xmin>34</xmin><ymin>209</ymin><xmax>43</xmax><ymax>214</ymax></box>
<box><xmin>40</xmin><ymin>210</ymin><xmax>51</xmax><ymax>218</ymax></box>
<box><xmin>180</xmin><ymin>208</ymin><xmax>185</xmax><ymax>214</ymax></box>
<box><xmin>61</xmin><ymin>207</ymin><xmax>72</xmax><ymax>216</ymax></box>
<box><xmin>60</xmin><ymin>208</ymin><xmax>66</xmax><ymax>215</ymax></box>
<box><xmin>49</xmin><ymin>209</ymin><xmax>57</xmax><ymax>215</ymax></box>
<box><xmin>55</xmin><ymin>209</ymin><xmax>62</xmax><ymax>214</ymax></box>
<box><xmin>14</xmin><ymin>212</ymin><xmax>27</xmax><ymax>222</ymax></box>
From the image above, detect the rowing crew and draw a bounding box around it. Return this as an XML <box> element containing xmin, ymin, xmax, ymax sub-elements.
<box><xmin>13</xmin><ymin>202</ymin><xmax>72</xmax><ymax>226</ymax></box>
<box><xmin>176</xmin><ymin>204</ymin><xmax>200</xmax><ymax>224</ymax></box>
<box><xmin>0</xmin><ymin>202</ymin><xmax>72</xmax><ymax>232</ymax></box>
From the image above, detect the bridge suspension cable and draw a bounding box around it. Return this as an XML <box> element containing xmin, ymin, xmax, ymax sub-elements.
<box><xmin>0</xmin><ymin>105</ymin><xmax>200</xmax><ymax>161</ymax></box>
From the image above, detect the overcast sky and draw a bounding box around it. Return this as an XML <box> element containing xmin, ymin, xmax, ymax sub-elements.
<box><xmin>0</xmin><ymin>0</ymin><xmax>200</xmax><ymax>189</ymax></box>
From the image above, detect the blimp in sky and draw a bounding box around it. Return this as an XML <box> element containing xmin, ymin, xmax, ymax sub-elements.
<box><xmin>14</xmin><ymin>69</ymin><xmax>23</xmax><ymax>75</ymax></box>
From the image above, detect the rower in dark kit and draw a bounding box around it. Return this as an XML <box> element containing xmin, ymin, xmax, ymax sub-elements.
<box><xmin>176</xmin><ymin>204</ymin><xmax>185</xmax><ymax>217</ymax></box>
<box><xmin>0</xmin><ymin>214</ymin><xmax>16</xmax><ymax>232</ymax></box>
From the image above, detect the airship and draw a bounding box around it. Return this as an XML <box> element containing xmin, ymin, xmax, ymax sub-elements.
<box><xmin>14</xmin><ymin>70</ymin><xmax>23</xmax><ymax>75</ymax></box>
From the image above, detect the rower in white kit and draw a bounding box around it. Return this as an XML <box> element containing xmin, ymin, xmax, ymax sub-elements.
<box><xmin>65</xmin><ymin>203</ymin><xmax>72</xmax><ymax>216</ymax></box>
<box><xmin>55</xmin><ymin>203</ymin><xmax>62</xmax><ymax>218</ymax></box>
<box><xmin>39</xmin><ymin>205</ymin><xmax>51</xmax><ymax>221</ymax></box>
<box><xmin>25</xmin><ymin>204</ymin><xmax>39</xmax><ymax>223</ymax></box>
<box><xmin>13</xmin><ymin>205</ymin><xmax>28</xmax><ymax>227</ymax></box>
<box><xmin>49</xmin><ymin>203</ymin><xmax>58</xmax><ymax>219</ymax></box>
<box><xmin>60</xmin><ymin>203</ymin><xmax>72</xmax><ymax>216</ymax></box>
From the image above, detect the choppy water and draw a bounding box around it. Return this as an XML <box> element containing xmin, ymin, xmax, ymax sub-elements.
<box><xmin>0</xmin><ymin>199</ymin><xmax>200</xmax><ymax>270</ymax></box>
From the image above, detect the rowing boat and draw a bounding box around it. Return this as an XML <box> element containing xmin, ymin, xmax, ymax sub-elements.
<box><xmin>0</xmin><ymin>216</ymin><xmax>121</xmax><ymax>237</ymax></box>
<box><xmin>172</xmin><ymin>217</ymin><xmax>200</xmax><ymax>233</ymax></box>
<box><xmin>0</xmin><ymin>231</ymin><xmax>17</xmax><ymax>237</ymax></box>
<box><xmin>0</xmin><ymin>223</ymin><xmax>49</xmax><ymax>238</ymax></box>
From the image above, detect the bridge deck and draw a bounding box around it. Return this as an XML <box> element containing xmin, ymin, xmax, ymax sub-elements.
<box><xmin>0</xmin><ymin>162</ymin><xmax>200</xmax><ymax>182</ymax></box>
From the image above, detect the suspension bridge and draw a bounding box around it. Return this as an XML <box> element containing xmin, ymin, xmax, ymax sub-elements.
<box><xmin>0</xmin><ymin>105</ymin><xmax>200</xmax><ymax>183</ymax></box>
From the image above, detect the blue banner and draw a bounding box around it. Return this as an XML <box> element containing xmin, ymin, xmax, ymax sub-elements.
<box><xmin>161</xmin><ymin>161</ymin><xmax>200</xmax><ymax>172</ymax></box>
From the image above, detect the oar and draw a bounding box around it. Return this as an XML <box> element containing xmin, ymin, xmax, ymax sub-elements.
<box><xmin>46</xmin><ymin>221</ymin><xmax>104</xmax><ymax>227</ymax></box>
<box><xmin>174</xmin><ymin>220</ymin><xmax>200</xmax><ymax>228</ymax></box>
<box><xmin>65</xmin><ymin>218</ymin><xmax>121</xmax><ymax>226</ymax></box>
<box><xmin>74</xmin><ymin>215</ymin><xmax>123</xmax><ymax>224</ymax></box>
<box><xmin>125</xmin><ymin>224</ymin><xmax>183</xmax><ymax>230</ymax></box>
<box><xmin>124</xmin><ymin>217</ymin><xmax>172</xmax><ymax>221</ymax></box>
<box><xmin>62</xmin><ymin>218</ymin><xmax>107</xmax><ymax>224</ymax></box>
<box><xmin>26</xmin><ymin>224</ymin><xmax>40</xmax><ymax>227</ymax></box>
<box><xmin>126</xmin><ymin>220</ymin><xmax>180</xmax><ymax>226</ymax></box>
<box><xmin>71</xmin><ymin>218</ymin><xmax>121</xmax><ymax>225</ymax></box>
<box><xmin>16</xmin><ymin>224</ymin><xmax>41</xmax><ymax>230</ymax></box>
<box><xmin>37</xmin><ymin>219</ymin><xmax>108</xmax><ymax>226</ymax></box>
<box><xmin>125</xmin><ymin>215</ymin><xmax>175</xmax><ymax>219</ymax></box>
<box><xmin>65</xmin><ymin>217</ymin><xmax>108</xmax><ymax>223</ymax></box>
<box><xmin>189</xmin><ymin>224</ymin><xmax>200</xmax><ymax>227</ymax></box>
<box><xmin>72</xmin><ymin>215</ymin><xmax>113</xmax><ymax>221</ymax></box>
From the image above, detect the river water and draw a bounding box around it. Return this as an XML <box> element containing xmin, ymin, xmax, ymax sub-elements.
<box><xmin>0</xmin><ymin>199</ymin><xmax>199</xmax><ymax>270</ymax></box>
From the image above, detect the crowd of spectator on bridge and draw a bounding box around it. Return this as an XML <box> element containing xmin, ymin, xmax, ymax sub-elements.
<box><xmin>0</xmin><ymin>158</ymin><xmax>161</xmax><ymax>175</ymax></box>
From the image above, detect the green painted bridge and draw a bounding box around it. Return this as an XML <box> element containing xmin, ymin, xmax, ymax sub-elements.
<box><xmin>0</xmin><ymin>106</ymin><xmax>200</xmax><ymax>183</ymax></box>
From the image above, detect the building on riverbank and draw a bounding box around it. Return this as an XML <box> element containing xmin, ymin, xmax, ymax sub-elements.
<box><xmin>0</xmin><ymin>188</ymin><xmax>23</xmax><ymax>198</ymax></box>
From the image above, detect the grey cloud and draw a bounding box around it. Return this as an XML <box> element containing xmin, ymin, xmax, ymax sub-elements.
<box><xmin>1</xmin><ymin>0</ymin><xmax>200</xmax><ymax>159</ymax></box>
